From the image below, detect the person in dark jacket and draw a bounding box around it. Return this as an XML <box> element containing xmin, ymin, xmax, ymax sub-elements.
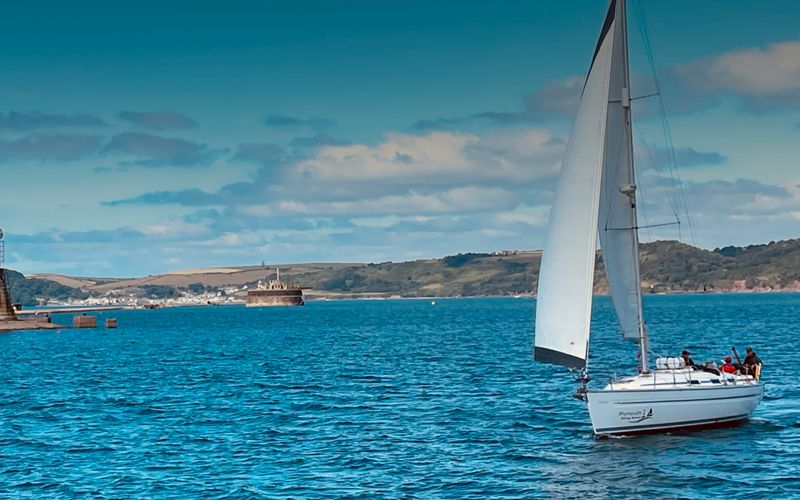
<box><xmin>681</xmin><ymin>350</ymin><xmax>695</xmax><ymax>367</ymax></box>
<box><xmin>743</xmin><ymin>347</ymin><xmax>762</xmax><ymax>377</ymax></box>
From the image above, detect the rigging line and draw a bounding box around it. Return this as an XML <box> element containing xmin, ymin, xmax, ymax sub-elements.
<box><xmin>605</xmin><ymin>221</ymin><xmax>681</xmax><ymax>231</ymax></box>
<box><xmin>631</xmin><ymin>125</ymin><xmax>654</xmax><ymax>242</ymax></box>
<box><xmin>634</xmin><ymin>3</ymin><xmax>679</xmax><ymax>224</ymax></box>
<box><xmin>637</xmin><ymin>0</ymin><xmax>696</xmax><ymax>246</ymax></box>
<box><xmin>630</xmin><ymin>92</ymin><xmax>659</xmax><ymax>101</ymax></box>
<box><xmin>633</xmin><ymin>0</ymin><xmax>697</xmax><ymax>247</ymax></box>
<box><xmin>634</xmin><ymin>121</ymin><xmax>681</xmax><ymax>235</ymax></box>
<box><xmin>636</xmin><ymin>123</ymin><xmax>680</xmax><ymax>220</ymax></box>
<box><xmin>609</xmin><ymin>93</ymin><xmax>657</xmax><ymax>103</ymax></box>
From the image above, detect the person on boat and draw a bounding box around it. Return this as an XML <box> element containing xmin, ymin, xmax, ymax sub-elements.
<box><xmin>721</xmin><ymin>356</ymin><xmax>737</xmax><ymax>374</ymax></box>
<box><xmin>681</xmin><ymin>350</ymin><xmax>695</xmax><ymax>367</ymax></box>
<box><xmin>742</xmin><ymin>347</ymin><xmax>762</xmax><ymax>376</ymax></box>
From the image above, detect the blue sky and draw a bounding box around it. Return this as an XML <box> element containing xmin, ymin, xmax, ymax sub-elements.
<box><xmin>1</xmin><ymin>0</ymin><xmax>799</xmax><ymax>276</ymax></box>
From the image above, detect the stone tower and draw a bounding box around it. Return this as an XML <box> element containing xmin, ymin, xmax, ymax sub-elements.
<box><xmin>0</xmin><ymin>270</ymin><xmax>16</xmax><ymax>320</ymax></box>
<box><xmin>0</xmin><ymin>228</ymin><xmax>17</xmax><ymax>321</ymax></box>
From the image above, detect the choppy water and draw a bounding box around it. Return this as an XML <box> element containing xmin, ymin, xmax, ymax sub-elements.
<box><xmin>0</xmin><ymin>295</ymin><xmax>798</xmax><ymax>497</ymax></box>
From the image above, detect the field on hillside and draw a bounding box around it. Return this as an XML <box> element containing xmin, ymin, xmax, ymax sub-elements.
<box><xmin>10</xmin><ymin>239</ymin><xmax>800</xmax><ymax>304</ymax></box>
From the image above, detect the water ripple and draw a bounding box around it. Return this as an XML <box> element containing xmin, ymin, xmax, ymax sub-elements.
<box><xmin>0</xmin><ymin>295</ymin><xmax>798</xmax><ymax>496</ymax></box>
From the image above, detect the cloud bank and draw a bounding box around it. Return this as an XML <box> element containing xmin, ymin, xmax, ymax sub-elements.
<box><xmin>119</xmin><ymin>111</ymin><xmax>196</xmax><ymax>131</ymax></box>
<box><xmin>264</xmin><ymin>115</ymin><xmax>335</xmax><ymax>131</ymax></box>
<box><xmin>671</xmin><ymin>40</ymin><xmax>800</xmax><ymax>110</ymax></box>
<box><xmin>103</xmin><ymin>132</ymin><xmax>222</xmax><ymax>167</ymax></box>
<box><xmin>0</xmin><ymin>111</ymin><xmax>107</xmax><ymax>130</ymax></box>
<box><xmin>0</xmin><ymin>133</ymin><xmax>103</xmax><ymax>161</ymax></box>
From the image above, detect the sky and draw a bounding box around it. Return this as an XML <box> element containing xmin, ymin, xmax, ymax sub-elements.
<box><xmin>0</xmin><ymin>0</ymin><xmax>799</xmax><ymax>277</ymax></box>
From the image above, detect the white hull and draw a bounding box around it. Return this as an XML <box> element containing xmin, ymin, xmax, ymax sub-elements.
<box><xmin>531</xmin><ymin>0</ymin><xmax>766</xmax><ymax>439</ymax></box>
<box><xmin>586</xmin><ymin>369</ymin><xmax>764</xmax><ymax>436</ymax></box>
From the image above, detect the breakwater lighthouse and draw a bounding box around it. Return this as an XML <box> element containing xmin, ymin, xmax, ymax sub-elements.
<box><xmin>0</xmin><ymin>228</ymin><xmax>18</xmax><ymax>320</ymax></box>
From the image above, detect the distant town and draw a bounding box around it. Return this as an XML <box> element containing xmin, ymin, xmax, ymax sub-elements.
<box><xmin>5</xmin><ymin>238</ymin><xmax>800</xmax><ymax>309</ymax></box>
<box><xmin>36</xmin><ymin>284</ymin><xmax>247</xmax><ymax>309</ymax></box>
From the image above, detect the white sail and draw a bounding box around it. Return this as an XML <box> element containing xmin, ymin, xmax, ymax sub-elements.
<box><xmin>598</xmin><ymin>0</ymin><xmax>644</xmax><ymax>341</ymax></box>
<box><xmin>534</xmin><ymin>5</ymin><xmax>617</xmax><ymax>370</ymax></box>
<box><xmin>533</xmin><ymin>0</ymin><xmax>764</xmax><ymax>438</ymax></box>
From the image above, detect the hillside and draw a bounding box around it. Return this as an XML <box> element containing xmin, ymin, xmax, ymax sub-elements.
<box><xmin>3</xmin><ymin>270</ymin><xmax>89</xmax><ymax>306</ymax></box>
<box><xmin>7</xmin><ymin>238</ymin><xmax>800</xmax><ymax>302</ymax></box>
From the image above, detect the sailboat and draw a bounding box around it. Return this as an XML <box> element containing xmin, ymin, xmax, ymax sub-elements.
<box><xmin>533</xmin><ymin>0</ymin><xmax>763</xmax><ymax>436</ymax></box>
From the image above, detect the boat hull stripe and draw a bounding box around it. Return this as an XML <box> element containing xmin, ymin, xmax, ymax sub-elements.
<box><xmin>595</xmin><ymin>414</ymin><xmax>749</xmax><ymax>434</ymax></box>
<box><xmin>615</xmin><ymin>393</ymin><xmax>759</xmax><ymax>404</ymax></box>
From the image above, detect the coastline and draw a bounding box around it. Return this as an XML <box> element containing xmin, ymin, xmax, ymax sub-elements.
<box><xmin>10</xmin><ymin>237</ymin><xmax>800</xmax><ymax>307</ymax></box>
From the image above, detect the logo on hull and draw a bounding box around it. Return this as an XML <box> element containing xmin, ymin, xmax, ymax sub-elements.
<box><xmin>619</xmin><ymin>408</ymin><xmax>654</xmax><ymax>423</ymax></box>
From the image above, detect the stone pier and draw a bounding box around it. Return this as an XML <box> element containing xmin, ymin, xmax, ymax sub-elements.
<box><xmin>0</xmin><ymin>267</ymin><xmax>63</xmax><ymax>332</ymax></box>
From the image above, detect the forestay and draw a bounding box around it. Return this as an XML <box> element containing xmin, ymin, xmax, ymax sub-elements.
<box><xmin>534</xmin><ymin>3</ymin><xmax>617</xmax><ymax>370</ymax></box>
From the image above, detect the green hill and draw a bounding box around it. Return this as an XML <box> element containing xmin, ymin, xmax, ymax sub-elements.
<box><xmin>5</xmin><ymin>238</ymin><xmax>800</xmax><ymax>301</ymax></box>
<box><xmin>3</xmin><ymin>269</ymin><xmax>89</xmax><ymax>306</ymax></box>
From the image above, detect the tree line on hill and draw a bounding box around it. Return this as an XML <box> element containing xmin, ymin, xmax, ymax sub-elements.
<box><xmin>4</xmin><ymin>239</ymin><xmax>800</xmax><ymax>303</ymax></box>
<box><xmin>3</xmin><ymin>269</ymin><xmax>89</xmax><ymax>306</ymax></box>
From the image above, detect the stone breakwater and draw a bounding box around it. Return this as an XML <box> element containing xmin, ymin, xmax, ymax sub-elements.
<box><xmin>0</xmin><ymin>318</ymin><xmax>62</xmax><ymax>333</ymax></box>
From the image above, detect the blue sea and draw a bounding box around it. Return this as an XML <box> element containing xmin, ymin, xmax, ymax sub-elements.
<box><xmin>1</xmin><ymin>295</ymin><xmax>798</xmax><ymax>498</ymax></box>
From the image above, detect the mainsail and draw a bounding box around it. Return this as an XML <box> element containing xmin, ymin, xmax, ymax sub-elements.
<box><xmin>597</xmin><ymin>0</ymin><xmax>645</xmax><ymax>342</ymax></box>
<box><xmin>534</xmin><ymin>1</ymin><xmax>617</xmax><ymax>370</ymax></box>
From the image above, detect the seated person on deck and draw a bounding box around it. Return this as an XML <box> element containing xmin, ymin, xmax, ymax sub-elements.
<box><xmin>721</xmin><ymin>356</ymin><xmax>737</xmax><ymax>374</ymax></box>
<box><xmin>742</xmin><ymin>347</ymin><xmax>763</xmax><ymax>377</ymax></box>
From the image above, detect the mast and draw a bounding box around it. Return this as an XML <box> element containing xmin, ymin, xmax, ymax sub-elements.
<box><xmin>596</xmin><ymin>0</ymin><xmax>649</xmax><ymax>372</ymax></box>
<box><xmin>620</xmin><ymin>0</ymin><xmax>649</xmax><ymax>371</ymax></box>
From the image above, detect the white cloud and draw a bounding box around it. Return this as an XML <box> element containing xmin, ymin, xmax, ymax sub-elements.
<box><xmin>672</xmin><ymin>40</ymin><xmax>800</xmax><ymax>108</ymax></box>
<box><xmin>493</xmin><ymin>204</ymin><xmax>550</xmax><ymax>227</ymax></box>
<box><xmin>204</xmin><ymin>231</ymin><xmax>263</xmax><ymax>248</ymax></box>
<box><xmin>736</xmin><ymin>178</ymin><xmax>800</xmax><ymax>214</ymax></box>
<box><xmin>273</xmin><ymin>186</ymin><xmax>522</xmax><ymax>217</ymax></box>
<box><xmin>295</xmin><ymin>131</ymin><xmax>475</xmax><ymax>182</ymax></box>
<box><xmin>290</xmin><ymin>129</ymin><xmax>564</xmax><ymax>189</ymax></box>
<box><xmin>522</xmin><ymin>76</ymin><xmax>584</xmax><ymax>118</ymax></box>
<box><xmin>138</xmin><ymin>220</ymin><xmax>210</xmax><ymax>238</ymax></box>
<box><xmin>700</xmin><ymin>41</ymin><xmax>800</xmax><ymax>94</ymax></box>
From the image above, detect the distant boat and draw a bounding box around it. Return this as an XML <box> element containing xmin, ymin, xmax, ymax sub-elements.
<box><xmin>246</xmin><ymin>268</ymin><xmax>304</xmax><ymax>307</ymax></box>
<box><xmin>533</xmin><ymin>0</ymin><xmax>763</xmax><ymax>436</ymax></box>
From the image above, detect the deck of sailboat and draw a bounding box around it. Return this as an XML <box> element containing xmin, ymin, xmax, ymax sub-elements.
<box><xmin>598</xmin><ymin>368</ymin><xmax>762</xmax><ymax>391</ymax></box>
